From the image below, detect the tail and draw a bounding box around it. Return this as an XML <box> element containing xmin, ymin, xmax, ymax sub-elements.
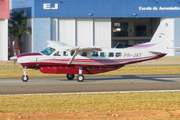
<box><xmin>128</xmin><ymin>19</ymin><xmax>174</xmax><ymax>55</ymax></box>
<box><xmin>150</xmin><ymin>19</ymin><xmax>173</xmax><ymax>44</ymax></box>
<box><xmin>128</xmin><ymin>19</ymin><xmax>172</xmax><ymax>49</ymax></box>
<box><xmin>148</xmin><ymin>19</ymin><xmax>174</xmax><ymax>55</ymax></box>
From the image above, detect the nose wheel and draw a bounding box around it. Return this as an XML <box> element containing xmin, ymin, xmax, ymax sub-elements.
<box><xmin>22</xmin><ymin>75</ymin><xmax>29</xmax><ymax>82</ymax></box>
<box><xmin>22</xmin><ymin>67</ymin><xmax>29</xmax><ymax>82</ymax></box>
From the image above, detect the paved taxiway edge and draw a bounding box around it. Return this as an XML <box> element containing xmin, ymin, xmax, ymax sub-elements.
<box><xmin>2</xmin><ymin>90</ymin><xmax>180</xmax><ymax>96</ymax></box>
<box><xmin>0</xmin><ymin>74</ymin><xmax>180</xmax><ymax>95</ymax></box>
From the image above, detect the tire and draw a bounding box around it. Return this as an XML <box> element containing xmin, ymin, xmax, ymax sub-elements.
<box><xmin>77</xmin><ymin>74</ymin><xmax>84</xmax><ymax>82</ymax></box>
<box><xmin>22</xmin><ymin>75</ymin><xmax>29</xmax><ymax>82</ymax></box>
<box><xmin>67</xmin><ymin>74</ymin><xmax>74</xmax><ymax>80</ymax></box>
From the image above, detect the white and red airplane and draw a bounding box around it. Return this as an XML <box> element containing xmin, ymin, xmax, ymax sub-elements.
<box><xmin>10</xmin><ymin>19</ymin><xmax>171</xmax><ymax>82</ymax></box>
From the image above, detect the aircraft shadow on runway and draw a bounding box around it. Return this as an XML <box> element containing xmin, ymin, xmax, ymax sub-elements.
<box><xmin>59</xmin><ymin>75</ymin><xmax>178</xmax><ymax>82</ymax></box>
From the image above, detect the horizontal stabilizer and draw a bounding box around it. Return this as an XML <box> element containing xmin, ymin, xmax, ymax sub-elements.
<box><xmin>167</xmin><ymin>47</ymin><xmax>180</xmax><ymax>50</ymax></box>
<box><xmin>149</xmin><ymin>51</ymin><xmax>166</xmax><ymax>55</ymax></box>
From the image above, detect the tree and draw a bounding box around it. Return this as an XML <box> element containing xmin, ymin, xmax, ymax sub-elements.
<box><xmin>9</xmin><ymin>11</ymin><xmax>31</xmax><ymax>55</ymax></box>
<box><xmin>18</xmin><ymin>19</ymin><xmax>31</xmax><ymax>42</ymax></box>
<box><xmin>9</xmin><ymin>11</ymin><xmax>24</xmax><ymax>41</ymax></box>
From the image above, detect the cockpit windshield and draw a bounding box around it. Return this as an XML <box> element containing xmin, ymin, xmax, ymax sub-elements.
<box><xmin>40</xmin><ymin>47</ymin><xmax>56</xmax><ymax>55</ymax></box>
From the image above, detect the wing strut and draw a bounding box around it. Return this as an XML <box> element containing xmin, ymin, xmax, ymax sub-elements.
<box><xmin>68</xmin><ymin>49</ymin><xmax>78</xmax><ymax>65</ymax></box>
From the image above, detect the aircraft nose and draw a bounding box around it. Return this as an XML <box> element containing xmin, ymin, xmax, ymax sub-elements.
<box><xmin>10</xmin><ymin>55</ymin><xmax>17</xmax><ymax>61</ymax></box>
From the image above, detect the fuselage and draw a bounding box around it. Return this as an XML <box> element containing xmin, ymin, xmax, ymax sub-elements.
<box><xmin>9</xmin><ymin>19</ymin><xmax>171</xmax><ymax>82</ymax></box>
<box><xmin>16</xmin><ymin>46</ymin><xmax>166</xmax><ymax>74</ymax></box>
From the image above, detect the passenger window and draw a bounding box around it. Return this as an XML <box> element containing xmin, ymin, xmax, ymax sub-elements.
<box><xmin>116</xmin><ymin>52</ymin><xmax>122</xmax><ymax>57</ymax></box>
<box><xmin>108</xmin><ymin>52</ymin><xmax>114</xmax><ymax>57</ymax></box>
<box><xmin>81</xmin><ymin>52</ymin><xmax>87</xmax><ymax>56</ymax></box>
<box><xmin>63</xmin><ymin>51</ymin><xmax>68</xmax><ymax>56</ymax></box>
<box><xmin>92</xmin><ymin>52</ymin><xmax>98</xmax><ymax>57</ymax></box>
<box><xmin>54</xmin><ymin>51</ymin><xmax>61</xmax><ymax>56</ymax></box>
<box><xmin>71</xmin><ymin>51</ymin><xmax>75</xmax><ymax>56</ymax></box>
<box><xmin>100</xmin><ymin>52</ymin><xmax>106</xmax><ymax>57</ymax></box>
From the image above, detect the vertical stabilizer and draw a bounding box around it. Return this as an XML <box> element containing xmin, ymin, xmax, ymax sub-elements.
<box><xmin>150</xmin><ymin>19</ymin><xmax>173</xmax><ymax>44</ymax></box>
<box><xmin>149</xmin><ymin>19</ymin><xmax>174</xmax><ymax>55</ymax></box>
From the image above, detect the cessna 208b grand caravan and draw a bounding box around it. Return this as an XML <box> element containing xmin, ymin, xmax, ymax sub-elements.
<box><xmin>11</xmin><ymin>19</ymin><xmax>171</xmax><ymax>82</ymax></box>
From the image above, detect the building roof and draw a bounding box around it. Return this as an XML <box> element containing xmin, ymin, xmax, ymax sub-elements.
<box><xmin>12</xmin><ymin>0</ymin><xmax>180</xmax><ymax>18</ymax></box>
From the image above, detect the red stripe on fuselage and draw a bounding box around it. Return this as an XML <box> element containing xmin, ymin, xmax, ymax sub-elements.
<box><xmin>17</xmin><ymin>53</ymin><xmax>42</xmax><ymax>58</ymax></box>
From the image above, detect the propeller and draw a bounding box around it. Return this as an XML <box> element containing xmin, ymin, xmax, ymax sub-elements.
<box><xmin>10</xmin><ymin>55</ymin><xmax>17</xmax><ymax>68</ymax></box>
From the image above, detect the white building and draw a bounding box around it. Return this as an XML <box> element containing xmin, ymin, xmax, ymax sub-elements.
<box><xmin>0</xmin><ymin>0</ymin><xmax>10</xmax><ymax>60</ymax></box>
<box><xmin>11</xmin><ymin>0</ymin><xmax>180</xmax><ymax>56</ymax></box>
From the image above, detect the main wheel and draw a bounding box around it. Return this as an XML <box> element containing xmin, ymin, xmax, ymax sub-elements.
<box><xmin>77</xmin><ymin>74</ymin><xmax>84</xmax><ymax>82</ymax></box>
<box><xmin>22</xmin><ymin>75</ymin><xmax>29</xmax><ymax>82</ymax></box>
<box><xmin>67</xmin><ymin>74</ymin><xmax>74</xmax><ymax>80</ymax></box>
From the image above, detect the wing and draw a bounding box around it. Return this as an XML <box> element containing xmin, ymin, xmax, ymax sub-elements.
<box><xmin>47</xmin><ymin>41</ymin><xmax>68</xmax><ymax>52</ymax></box>
<box><xmin>67</xmin><ymin>46</ymin><xmax>102</xmax><ymax>65</ymax></box>
<box><xmin>47</xmin><ymin>41</ymin><xmax>69</xmax><ymax>48</ymax></box>
<box><xmin>66</xmin><ymin>46</ymin><xmax>102</xmax><ymax>52</ymax></box>
<box><xmin>46</xmin><ymin>41</ymin><xmax>102</xmax><ymax>65</ymax></box>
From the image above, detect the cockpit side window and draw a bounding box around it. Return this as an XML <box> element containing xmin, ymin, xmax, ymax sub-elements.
<box><xmin>54</xmin><ymin>51</ymin><xmax>61</xmax><ymax>56</ymax></box>
<box><xmin>41</xmin><ymin>47</ymin><xmax>56</xmax><ymax>55</ymax></box>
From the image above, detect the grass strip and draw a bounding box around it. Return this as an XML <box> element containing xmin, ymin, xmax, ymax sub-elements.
<box><xmin>99</xmin><ymin>65</ymin><xmax>180</xmax><ymax>75</ymax></box>
<box><xmin>0</xmin><ymin>91</ymin><xmax>180</xmax><ymax>114</ymax></box>
<box><xmin>0</xmin><ymin>65</ymin><xmax>21</xmax><ymax>68</ymax></box>
<box><xmin>0</xmin><ymin>65</ymin><xmax>179</xmax><ymax>78</ymax></box>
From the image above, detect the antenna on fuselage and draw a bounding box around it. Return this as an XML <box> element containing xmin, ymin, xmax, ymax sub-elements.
<box><xmin>114</xmin><ymin>42</ymin><xmax>120</xmax><ymax>48</ymax></box>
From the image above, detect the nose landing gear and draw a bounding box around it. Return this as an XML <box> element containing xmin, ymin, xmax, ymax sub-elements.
<box><xmin>22</xmin><ymin>75</ymin><xmax>29</xmax><ymax>82</ymax></box>
<box><xmin>22</xmin><ymin>67</ymin><xmax>29</xmax><ymax>82</ymax></box>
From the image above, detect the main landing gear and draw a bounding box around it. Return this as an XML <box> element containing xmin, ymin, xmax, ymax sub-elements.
<box><xmin>76</xmin><ymin>74</ymin><xmax>84</xmax><ymax>82</ymax></box>
<box><xmin>67</xmin><ymin>74</ymin><xmax>74</xmax><ymax>80</ymax></box>
<box><xmin>66</xmin><ymin>74</ymin><xmax>84</xmax><ymax>82</ymax></box>
<box><xmin>22</xmin><ymin>67</ymin><xmax>29</xmax><ymax>82</ymax></box>
<box><xmin>66</xmin><ymin>67</ymin><xmax>85</xmax><ymax>82</ymax></box>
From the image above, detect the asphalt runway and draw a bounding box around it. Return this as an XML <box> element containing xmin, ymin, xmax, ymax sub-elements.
<box><xmin>0</xmin><ymin>74</ymin><xmax>180</xmax><ymax>95</ymax></box>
